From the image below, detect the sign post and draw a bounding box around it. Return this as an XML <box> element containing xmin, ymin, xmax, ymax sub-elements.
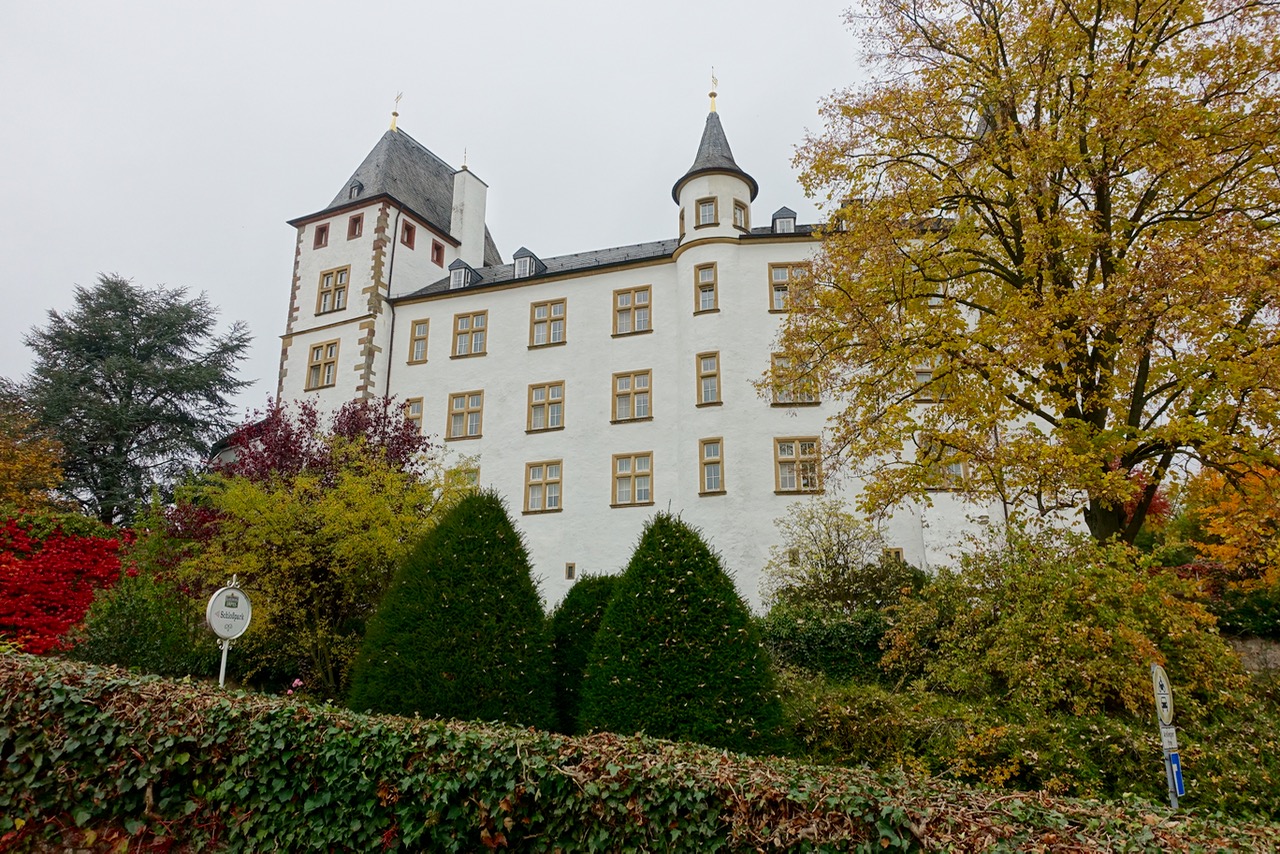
<box><xmin>1150</xmin><ymin>663</ymin><xmax>1183</xmax><ymax>809</ymax></box>
<box><xmin>206</xmin><ymin>575</ymin><xmax>252</xmax><ymax>688</ymax></box>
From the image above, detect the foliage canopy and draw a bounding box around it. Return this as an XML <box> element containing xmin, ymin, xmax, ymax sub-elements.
<box><xmin>548</xmin><ymin>573</ymin><xmax>621</xmax><ymax>733</ymax></box>
<box><xmin>178</xmin><ymin>398</ymin><xmax>457</xmax><ymax>697</ymax></box>
<box><xmin>21</xmin><ymin>275</ymin><xmax>250</xmax><ymax>524</ymax></box>
<box><xmin>347</xmin><ymin>490</ymin><xmax>554</xmax><ymax>728</ymax></box>
<box><xmin>780</xmin><ymin>0</ymin><xmax>1280</xmax><ymax>542</ymax></box>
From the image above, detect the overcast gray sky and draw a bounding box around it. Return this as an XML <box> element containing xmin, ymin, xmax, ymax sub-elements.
<box><xmin>0</xmin><ymin>1</ymin><xmax>868</xmax><ymax>415</ymax></box>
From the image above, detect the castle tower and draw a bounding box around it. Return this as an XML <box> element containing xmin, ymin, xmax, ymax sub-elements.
<box><xmin>277</xmin><ymin>121</ymin><xmax>502</xmax><ymax>406</ymax></box>
<box><xmin>672</xmin><ymin>100</ymin><xmax>758</xmax><ymax>244</ymax></box>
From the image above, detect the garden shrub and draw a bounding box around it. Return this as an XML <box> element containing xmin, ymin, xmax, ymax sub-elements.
<box><xmin>1211</xmin><ymin>583</ymin><xmax>1280</xmax><ymax>640</ymax></box>
<box><xmin>881</xmin><ymin>528</ymin><xmax>1248</xmax><ymax>723</ymax></box>
<box><xmin>0</xmin><ymin>508</ymin><xmax>123</xmax><ymax>654</ymax></box>
<box><xmin>578</xmin><ymin>513</ymin><xmax>786</xmax><ymax>753</ymax></box>
<box><xmin>775</xmin><ymin>666</ymin><xmax>1280</xmax><ymax>816</ymax></box>
<box><xmin>758</xmin><ymin>604</ymin><xmax>888</xmax><ymax>683</ymax></box>
<box><xmin>71</xmin><ymin>569</ymin><xmax>217</xmax><ymax>678</ymax></box>
<box><xmin>548</xmin><ymin>573</ymin><xmax>620</xmax><ymax>734</ymax></box>
<box><xmin>347</xmin><ymin>490</ymin><xmax>553</xmax><ymax>729</ymax></box>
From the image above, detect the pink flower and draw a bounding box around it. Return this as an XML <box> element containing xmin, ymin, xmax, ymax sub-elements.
<box><xmin>287</xmin><ymin>690</ymin><xmax>294</xmax><ymax>695</ymax></box>
<box><xmin>291</xmin><ymin>678</ymin><xmax>304</xmax><ymax>688</ymax></box>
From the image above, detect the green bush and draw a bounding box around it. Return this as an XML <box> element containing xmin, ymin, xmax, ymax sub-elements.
<box><xmin>347</xmin><ymin>490</ymin><xmax>553</xmax><ymax>729</ymax></box>
<box><xmin>882</xmin><ymin>528</ymin><xmax>1248</xmax><ymax>723</ymax></box>
<box><xmin>757</xmin><ymin>604</ymin><xmax>888</xmax><ymax>683</ymax></box>
<box><xmin>578</xmin><ymin>514</ymin><xmax>786</xmax><ymax>753</ymax></box>
<box><xmin>776</xmin><ymin>667</ymin><xmax>1280</xmax><ymax>816</ymax></box>
<box><xmin>548</xmin><ymin>573</ymin><xmax>620</xmax><ymax>734</ymax></box>
<box><xmin>1212</xmin><ymin>584</ymin><xmax>1280</xmax><ymax>640</ymax></box>
<box><xmin>71</xmin><ymin>570</ymin><xmax>217</xmax><ymax>677</ymax></box>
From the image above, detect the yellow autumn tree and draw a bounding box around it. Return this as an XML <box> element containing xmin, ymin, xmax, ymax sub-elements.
<box><xmin>0</xmin><ymin>400</ymin><xmax>62</xmax><ymax>508</ymax></box>
<box><xmin>779</xmin><ymin>0</ymin><xmax>1280</xmax><ymax>542</ymax></box>
<box><xmin>1180</xmin><ymin>467</ymin><xmax>1280</xmax><ymax>586</ymax></box>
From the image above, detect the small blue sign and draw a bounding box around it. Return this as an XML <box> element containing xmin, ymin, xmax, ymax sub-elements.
<box><xmin>1169</xmin><ymin>752</ymin><xmax>1185</xmax><ymax>797</ymax></box>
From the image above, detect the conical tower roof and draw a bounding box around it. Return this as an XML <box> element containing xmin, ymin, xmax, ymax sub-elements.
<box><xmin>672</xmin><ymin>111</ymin><xmax>759</xmax><ymax>202</ymax></box>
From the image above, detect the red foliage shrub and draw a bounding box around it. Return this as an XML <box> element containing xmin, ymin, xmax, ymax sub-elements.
<box><xmin>0</xmin><ymin>515</ymin><xmax>125</xmax><ymax>654</ymax></box>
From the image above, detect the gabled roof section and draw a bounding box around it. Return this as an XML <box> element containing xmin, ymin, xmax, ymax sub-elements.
<box><xmin>397</xmin><ymin>238</ymin><xmax>679</xmax><ymax>301</ymax></box>
<box><xmin>672</xmin><ymin>112</ymin><xmax>759</xmax><ymax>202</ymax></box>
<box><xmin>327</xmin><ymin>129</ymin><xmax>458</xmax><ymax>236</ymax></box>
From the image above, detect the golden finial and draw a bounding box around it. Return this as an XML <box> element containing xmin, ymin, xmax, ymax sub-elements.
<box><xmin>390</xmin><ymin>92</ymin><xmax>403</xmax><ymax>131</ymax></box>
<box><xmin>709</xmin><ymin>68</ymin><xmax>718</xmax><ymax>113</ymax></box>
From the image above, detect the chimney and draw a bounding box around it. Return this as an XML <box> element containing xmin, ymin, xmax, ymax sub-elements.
<box><xmin>451</xmin><ymin>167</ymin><xmax>489</xmax><ymax>268</ymax></box>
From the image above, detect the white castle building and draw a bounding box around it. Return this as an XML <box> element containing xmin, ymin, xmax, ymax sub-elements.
<box><xmin>276</xmin><ymin>101</ymin><xmax>990</xmax><ymax>608</ymax></box>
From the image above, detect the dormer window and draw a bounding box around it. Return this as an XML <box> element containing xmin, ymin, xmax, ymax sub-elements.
<box><xmin>347</xmin><ymin>180</ymin><xmax>363</xmax><ymax>200</ymax></box>
<box><xmin>772</xmin><ymin>207</ymin><xmax>797</xmax><ymax>234</ymax></box>
<box><xmin>512</xmin><ymin>247</ymin><xmax>545</xmax><ymax>279</ymax></box>
<box><xmin>449</xmin><ymin>259</ymin><xmax>479</xmax><ymax>290</ymax></box>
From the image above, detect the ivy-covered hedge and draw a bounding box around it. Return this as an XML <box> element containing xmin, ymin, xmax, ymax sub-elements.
<box><xmin>4</xmin><ymin>656</ymin><xmax>1279</xmax><ymax>851</ymax></box>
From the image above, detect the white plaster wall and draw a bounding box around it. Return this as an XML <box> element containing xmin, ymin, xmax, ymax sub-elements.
<box><xmin>289</xmin><ymin>223</ymin><xmax>1019</xmax><ymax>611</ymax></box>
<box><xmin>382</xmin><ymin>208</ymin><xmax>454</xmax><ymax>299</ymax></box>
<box><xmin>677</xmin><ymin>172</ymin><xmax>753</xmax><ymax>244</ymax></box>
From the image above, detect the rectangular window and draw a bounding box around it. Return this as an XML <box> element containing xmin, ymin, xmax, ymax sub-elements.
<box><xmin>313</xmin><ymin>223</ymin><xmax>329</xmax><ymax>249</ymax></box>
<box><xmin>404</xmin><ymin>397</ymin><xmax>423</xmax><ymax>433</ymax></box>
<box><xmin>613</xmin><ymin>370</ymin><xmax>652</xmax><ymax>422</ymax></box>
<box><xmin>530</xmin><ymin>299</ymin><xmax>566</xmax><ymax>347</ymax></box>
<box><xmin>525</xmin><ymin>460</ymin><xmax>563</xmax><ymax>513</ymax></box>
<box><xmin>527</xmin><ymin>381</ymin><xmax>565</xmax><ymax>432</ymax></box>
<box><xmin>914</xmin><ymin>366</ymin><xmax>951</xmax><ymax>402</ymax></box>
<box><xmin>401</xmin><ymin>221</ymin><xmax>416</xmax><ymax>249</ymax></box>
<box><xmin>613</xmin><ymin>286</ymin><xmax>651</xmax><ymax>335</ymax></box>
<box><xmin>565</xmin><ymin>562</ymin><xmax>577</xmax><ymax>580</ymax></box>
<box><xmin>884</xmin><ymin>548</ymin><xmax>905</xmax><ymax>562</ymax></box>
<box><xmin>347</xmin><ymin>214</ymin><xmax>363</xmax><ymax>240</ymax></box>
<box><xmin>694</xmin><ymin>264</ymin><xmax>717</xmax><ymax>314</ymax></box>
<box><xmin>769</xmin><ymin>263</ymin><xmax>807</xmax><ymax>312</ymax></box>
<box><xmin>446</xmin><ymin>390</ymin><xmax>483</xmax><ymax>440</ymax></box>
<box><xmin>449</xmin><ymin>268</ymin><xmax>466</xmax><ymax>289</ymax></box>
<box><xmin>922</xmin><ymin>438</ymin><xmax>967</xmax><ymax>489</ymax></box>
<box><xmin>431</xmin><ymin>240</ymin><xmax>444</xmax><ymax>266</ymax></box>
<box><xmin>771</xmin><ymin>354</ymin><xmax>819</xmax><ymax>405</ymax></box>
<box><xmin>305</xmin><ymin>339</ymin><xmax>340</xmax><ymax>390</ymax></box>
<box><xmin>452</xmin><ymin>311</ymin><xmax>488</xmax><ymax>357</ymax></box>
<box><xmin>776</xmin><ymin>437</ymin><xmax>822</xmax><ymax>493</ymax></box>
<box><xmin>407</xmin><ymin>319</ymin><xmax>429</xmax><ymax>363</ymax></box>
<box><xmin>612</xmin><ymin>452</ymin><xmax>653</xmax><ymax>506</ymax></box>
<box><xmin>700</xmin><ymin>438</ymin><xmax>724</xmax><ymax>494</ymax></box>
<box><xmin>696</xmin><ymin>197</ymin><xmax>717</xmax><ymax>227</ymax></box>
<box><xmin>696</xmin><ymin>352</ymin><xmax>720</xmax><ymax>406</ymax></box>
<box><xmin>733</xmin><ymin>201</ymin><xmax>748</xmax><ymax>230</ymax></box>
<box><xmin>515</xmin><ymin>256</ymin><xmax>533</xmax><ymax>278</ymax></box>
<box><xmin>315</xmin><ymin>266</ymin><xmax>349</xmax><ymax>315</ymax></box>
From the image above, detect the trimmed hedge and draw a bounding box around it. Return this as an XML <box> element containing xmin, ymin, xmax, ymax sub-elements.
<box><xmin>5</xmin><ymin>655</ymin><xmax>1279</xmax><ymax>852</ymax></box>
<box><xmin>548</xmin><ymin>573</ymin><xmax>620</xmax><ymax>734</ymax></box>
<box><xmin>579</xmin><ymin>514</ymin><xmax>786</xmax><ymax>753</ymax></box>
<box><xmin>347</xmin><ymin>490</ymin><xmax>553</xmax><ymax>729</ymax></box>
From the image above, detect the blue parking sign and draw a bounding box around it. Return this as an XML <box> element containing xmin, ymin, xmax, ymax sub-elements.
<box><xmin>1169</xmin><ymin>752</ymin><xmax>1185</xmax><ymax>797</ymax></box>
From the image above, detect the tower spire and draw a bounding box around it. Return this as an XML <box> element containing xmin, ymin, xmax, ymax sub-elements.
<box><xmin>390</xmin><ymin>92</ymin><xmax>402</xmax><ymax>132</ymax></box>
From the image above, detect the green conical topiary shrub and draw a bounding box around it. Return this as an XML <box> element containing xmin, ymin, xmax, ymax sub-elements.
<box><xmin>578</xmin><ymin>513</ymin><xmax>787</xmax><ymax>753</ymax></box>
<box><xmin>347</xmin><ymin>490</ymin><xmax>553</xmax><ymax>728</ymax></box>
<box><xmin>548</xmin><ymin>573</ymin><xmax>621</xmax><ymax>734</ymax></box>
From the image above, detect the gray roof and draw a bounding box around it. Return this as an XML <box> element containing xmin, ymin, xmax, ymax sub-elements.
<box><xmin>772</xmin><ymin>206</ymin><xmax>797</xmax><ymax>219</ymax></box>
<box><xmin>397</xmin><ymin>238</ymin><xmax>679</xmax><ymax>301</ymax></box>
<box><xmin>303</xmin><ymin>129</ymin><xmax>503</xmax><ymax>266</ymax></box>
<box><xmin>672</xmin><ymin>112</ymin><xmax>759</xmax><ymax>202</ymax></box>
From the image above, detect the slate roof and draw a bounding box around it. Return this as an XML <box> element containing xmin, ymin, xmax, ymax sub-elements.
<box><xmin>672</xmin><ymin>112</ymin><xmax>759</xmax><ymax>202</ymax></box>
<box><xmin>298</xmin><ymin>129</ymin><xmax>503</xmax><ymax>266</ymax></box>
<box><xmin>397</xmin><ymin>238</ymin><xmax>680</xmax><ymax>301</ymax></box>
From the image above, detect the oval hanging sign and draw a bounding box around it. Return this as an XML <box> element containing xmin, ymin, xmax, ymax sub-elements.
<box><xmin>206</xmin><ymin>585</ymin><xmax>253</xmax><ymax>641</ymax></box>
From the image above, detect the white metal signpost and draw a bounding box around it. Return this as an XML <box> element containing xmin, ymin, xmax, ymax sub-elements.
<box><xmin>206</xmin><ymin>575</ymin><xmax>252</xmax><ymax>688</ymax></box>
<box><xmin>1151</xmin><ymin>663</ymin><xmax>1184</xmax><ymax>808</ymax></box>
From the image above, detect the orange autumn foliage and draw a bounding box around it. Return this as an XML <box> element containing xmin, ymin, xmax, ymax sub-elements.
<box><xmin>1182</xmin><ymin>469</ymin><xmax>1280</xmax><ymax>588</ymax></box>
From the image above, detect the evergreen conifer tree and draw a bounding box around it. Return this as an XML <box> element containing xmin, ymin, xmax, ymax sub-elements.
<box><xmin>548</xmin><ymin>574</ymin><xmax>620</xmax><ymax>734</ymax></box>
<box><xmin>578</xmin><ymin>513</ymin><xmax>786</xmax><ymax>753</ymax></box>
<box><xmin>347</xmin><ymin>491</ymin><xmax>553</xmax><ymax>728</ymax></box>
